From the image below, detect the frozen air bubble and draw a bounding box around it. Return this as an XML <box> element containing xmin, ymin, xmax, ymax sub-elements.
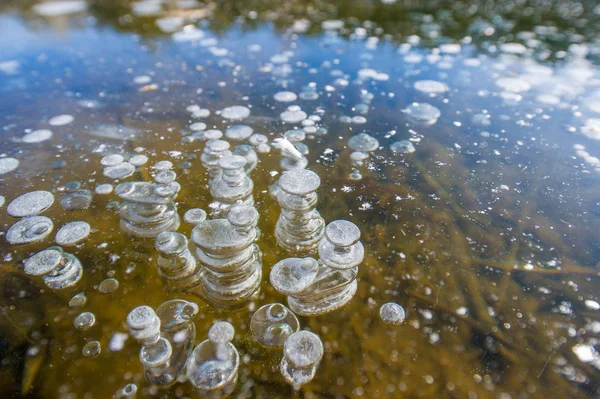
<box><xmin>74</xmin><ymin>312</ymin><xmax>96</xmax><ymax>331</ymax></box>
<box><xmin>22</xmin><ymin>129</ymin><xmax>53</xmax><ymax>143</ymax></box>
<box><xmin>55</xmin><ymin>221</ymin><xmax>91</xmax><ymax>246</ymax></box>
<box><xmin>7</xmin><ymin>191</ymin><xmax>54</xmax><ymax>217</ymax></box>
<box><xmin>380</xmin><ymin>302</ymin><xmax>406</xmax><ymax>325</ymax></box>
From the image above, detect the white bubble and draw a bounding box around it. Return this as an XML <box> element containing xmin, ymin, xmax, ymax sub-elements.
<box><xmin>0</xmin><ymin>157</ymin><xmax>19</xmax><ymax>175</ymax></box>
<box><xmin>414</xmin><ymin>80</ymin><xmax>448</xmax><ymax>94</ymax></box>
<box><xmin>380</xmin><ymin>302</ymin><xmax>406</xmax><ymax>325</ymax></box>
<box><xmin>496</xmin><ymin>77</ymin><xmax>531</xmax><ymax>93</ymax></box>
<box><xmin>56</xmin><ymin>221</ymin><xmax>91</xmax><ymax>246</ymax></box>
<box><xmin>8</xmin><ymin>191</ymin><xmax>54</xmax><ymax>217</ymax></box>
<box><xmin>22</xmin><ymin>129</ymin><xmax>53</xmax><ymax>143</ymax></box>
<box><xmin>49</xmin><ymin>114</ymin><xmax>74</xmax><ymax>126</ymax></box>
<box><xmin>129</xmin><ymin>154</ymin><xmax>149</xmax><ymax>166</ymax></box>
<box><xmin>274</xmin><ymin>91</ymin><xmax>298</xmax><ymax>102</ymax></box>
<box><xmin>221</xmin><ymin>105</ymin><xmax>251</xmax><ymax>120</ymax></box>
<box><xmin>225</xmin><ymin>125</ymin><xmax>253</xmax><ymax>141</ymax></box>
<box><xmin>95</xmin><ymin>184</ymin><xmax>113</xmax><ymax>195</ymax></box>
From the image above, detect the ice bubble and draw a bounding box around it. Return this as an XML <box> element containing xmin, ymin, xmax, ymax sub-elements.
<box><xmin>0</xmin><ymin>157</ymin><xmax>19</xmax><ymax>175</ymax></box>
<box><xmin>99</xmin><ymin>278</ymin><xmax>119</xmax><ymax>294</ymax></box>
<box><xmin>101</xmin><ymin>154</ymin><xmax>125</xmax><ymax>166</ymax></box>
<box><xmin>184</xmin><ymin>208</ymin><xmax>207</xmax><ymax>225</ymax></box>
<box><xmin>190</xmin><ymin>122</ymin><xmax>207</xmax><ymax>131</ymax></box>
<box><xmin>7</xmin><ymin>216</ymin><xmax>53</xmax><ymax>244</ymax></box>
<box><xmin>22</xmin><ymin>129</ymin><xmax>53</xmax><ymax>143</ymax></box>
<box><xmin>95</xmin><ymin>184</ymin><xmax>113</xmax><ymax>194</ymax></box>
<box><xmin>204</xmin><ymin>129</ymin><xmax>223</xmax><ymax>140</ymax></box>
<box><xmin>59</xmin><ymin>189</ymin><xmax>93</xmax><ymax>211</ymax></box>
<box><xmin>74</xmin><ymin>312</ymin><xmax>96</xmax><ymax>331</ymax></box>
<box><xmin>221</xmin><ymin>106</ymin><xmax>251</xmax><ymax>121</ymax></box>
<box><xmin>82</xmin><ymin>341</ymin><xmax>101</xmax><ymax>358</ymax></box>
<box><xmin>380</xmin><ymin>302</ymin><xmax>406</xmax><ymax>325</ymax></box>
<box><xmin>249</xmin><ymin>133</ymin><xmax>268</xmax><ymax>146</ymax></box>
<box><xmin>104</xmin><ymin>162</ymin><xmax>135</xmax><ymax>179</ymax></box>
<box><xmin>225</xmin><ymin>125</ymin><xmax>253</xmax><ymax>141</ymax></box>
<box><xmin>348</xmin><ymin>132</ymin><xmax>379</xmax><ymax>152</ymax></box>
<box><xmin>284</xmin><ymin>330</ymin><xmax>323</xmax><ymax>367</ymax></box>
<box><xmin>390</xmin><ymin>140</ymin><xmax>416</xmax><ymax>154</ymax></box>
<box><xmin>274</xmin><ymin>91</ymin><xmax>298</xmax><ymax>103</ymax></box>
<box><xmin>33</xmin><ymin>0</ymin><xmax>87</xmax><ymax>16</ymax></box>
<box><xmin>7</xmin><ymin>191</ymin><xmax>54</xmax><ymax>217</ymax></box>
<box><xmin>414</xmin><ymin>80</ymin><xmax>448</xmax><ymax>94</ymax></box>
<box><xmin>48</xmin><ymin>114</ymin><xmax>74</xmax><ymax>126</ymax></box>
<box><xmin>69</xmin><ymin>292</ymin><xmax>87</xmax><ymax>308</ymax></box>
<box><xmin>0</xmin><ymin>196</ymin><xmax>5</xmax><ymax>207</ymax></box>
<box><xmin>55</xmin><ymin>221</ymin><xmax>91</xmax><ymax>246</ymax></box>
<box><xmin>404</xmin><ymin>102</ymin><xmax>441</xmax><ymax>125</ymax></box>
<box><xmin>281</xmin><ymin>106</ymin><xmax>308</xmax><ymax>124</ymax></box>
<box><xmin>251</xmin><ymin>303</ymin><xmax>300</xmax><ymax>348</ymax></box>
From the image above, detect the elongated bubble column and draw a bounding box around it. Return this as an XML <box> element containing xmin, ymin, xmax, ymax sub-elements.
<box><xmin>209</xmin><ymin>155</ymin><xmax>254</xmax><ymax>217</ymax></box>
<box><xmin>275</xmin><ymin>169</ymin><xmax>325</xmax><ymax>256</ymax></box>
<box><xmin>155</xmin><ymin>231</ymin><xmax>203</xmax><ymax>295</ymax></box>
<box><xmin>115</xmin><ymin>163</ymin><xmax>180</xmax><ymax>238</ymax></box>
<box><xmin>191</xmin><ymin>205</ymin><xmax>262</xmax><ymax>308</ymax></box>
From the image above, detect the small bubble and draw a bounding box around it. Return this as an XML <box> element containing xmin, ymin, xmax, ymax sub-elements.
<box><xmin>82</xmin><ymin>341</ymin><xmax>101</xmax><ymax>358</ymax></box>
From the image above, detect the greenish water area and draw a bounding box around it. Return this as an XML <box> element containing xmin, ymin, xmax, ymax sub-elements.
<box><xmin>1</xmin><ymin>0</ymin><xmax>600</xmax><ymax>398</ymax></box>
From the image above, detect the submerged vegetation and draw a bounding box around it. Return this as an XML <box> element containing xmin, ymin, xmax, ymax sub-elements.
<box><xmin>1</xmin><ymin>0</ymin><xmax>600</xmax><ymax>398</ymax></box>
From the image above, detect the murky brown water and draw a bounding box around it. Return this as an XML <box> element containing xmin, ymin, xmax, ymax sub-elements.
<box><xmin>1</xmin><ymin>1</ymin><xmax>600</xmax><ymax>398</ymax></box>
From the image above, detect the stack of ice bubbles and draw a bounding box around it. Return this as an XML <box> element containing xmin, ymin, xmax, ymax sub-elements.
<box><xmin>208</xmin><ymin>155</ymin><xmax>254</xmax><ymax>218</ymax></box>
<box><xmin>271</xmin><ymin>220</ymin><xmax>364</xmax><ymax>316</ymax></box>
<box><xmin>155</xmin><ymin>231</ymin><xmax>203</xmax><ymax>297</ymax></box>
<box><xmin>115</xmin><ymin>162</ymin><xmax>181</xmax><ymax>238</ymax></box>
<box><xmin>23</xmin><ymin>246</ymin><xmax>83</xmax><ymax>290</ymax></box>
<box><xmin>127</xmin><ymin>300</ymin><xmax>199</xmax><ymax>387</ymax></box>
<box><xmin>191</xmin><ymin>205</ymin><xmax>262</xmax><ymax>308</ymax></box>
<box><xmin>275</xmin><ymin>169</ymin><xmax>325</xmax><ymax>256</ymax></box>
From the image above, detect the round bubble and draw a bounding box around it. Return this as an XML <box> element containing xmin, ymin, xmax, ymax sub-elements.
<box><xmin>99</xmin><ymin>278</ymin><xmax>119</xmax><ymax>294</ymax></box>
<box><xmin>95</xmin><ymin>184</ymin><xmax>113</xmax><ymax>195</ymax></box>
<box><xmin>23</xmin><ymin>129</ymin><xmax>53</xmax><ymax>143</ymax></box>
<box><xmin>380</xmin><ymin>302</ymin><xmax>406</xmax><ymax>325</ymax></box>
<box><xmin>0</xmin><ymin>157</ymin><xmax>19</xmax><ymax>175</ymax></box>
<box><xmin>7</xmin><ymin>191</ymin><xmax>54</xmax><ymax>217</ymax></box>
<box><xmin>104</xmin><ymin>162</ymin><xmax>135</xmax><ymax>179</ymax></box>
<box><xmin>7</xmin><ymin>216</ymin><xmax>54</xmax><ymax>245</ymax></box>
<box><xmin>56</xmin><ymin>221</ymin><xmax>91</xmax><ymax>246</ymax></box>
<box><xmin>221</xmin><ymin>106</ymin><xmax>250</xmax><ymax>120</ymax></box>
<box><xmin>225</xmin><ymin>125</ymin><xmax>253</xmax><ymax>141</ymax></box>
<box><xmin>390</xmin><ymin>140</ymin><xmax>416</xmax><ymax>154</ymax></box>
<box><xmin>414</xmin><ymin>80</ymin><xmax>448</xmax><ymax>94</ymax></box>
<box><xmin>348</xmin><ymin>133</ymin><xmax>379</xmax><ymax>152</ymax></box>
<box><xmin>404</xmin><ymin>102</ymin><xmax>441</xmax><ymax>125</ymax></box>
<box><xmin>100</xmin><ymin>154</ymin><xmax>124</xmax><ymax>167</ymax></box>
<box><xmin>129</xmin><ymin>155</ymin><xmax>148</xmax><ymax>166</ymax></box>
<box><xmin>82</xmin><ymin>341</ymin><xmax>101</xmax><ymax>358</ymax></box>
<box><xmin>74</xmin><ymin>312</ymin><xmax>96</xmax><ymax>331</ymax></box>
<box><xmin>48</xmin><ymin>114</ymin><xmax>74</xmax><ymax>126</ymax></box>
<box><xmin>274</xmin><ymin>91</ymin><xmax>298</xmax><ymax>103</ymax></box>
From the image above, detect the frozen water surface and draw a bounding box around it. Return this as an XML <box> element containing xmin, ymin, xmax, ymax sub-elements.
<box><xmin>1</xmin><ymin>1</ymin><xmax>600</xmax><ymax>398</ymax></box>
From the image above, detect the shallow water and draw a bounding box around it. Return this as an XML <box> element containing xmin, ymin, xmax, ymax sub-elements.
<box><xmin>1</xmin><ymin>0</ymin><xmax>600</xmax><ymax>398</ymax></box>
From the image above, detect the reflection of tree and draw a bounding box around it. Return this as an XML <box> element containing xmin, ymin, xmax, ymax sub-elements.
<box><xmin>3</xmin><ymin>0</ymin><xmax>599</xmax><ymax>48</ymax></box>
